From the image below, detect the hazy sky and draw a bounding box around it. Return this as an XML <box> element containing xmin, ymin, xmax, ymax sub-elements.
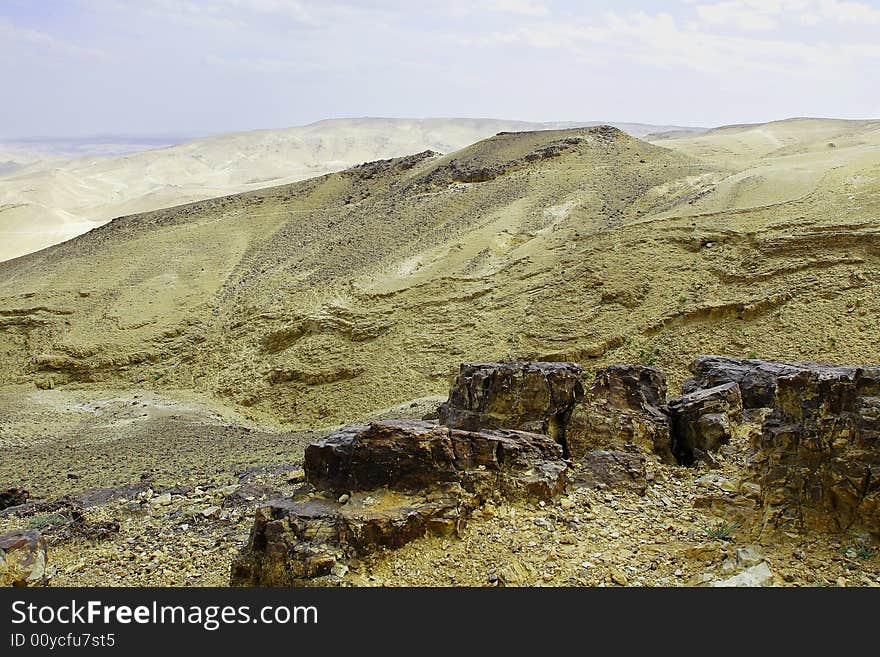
<box><xmin>2</xmin><ymin>0</ymin><xmax>879</xmax><ymax>138</ymax></box>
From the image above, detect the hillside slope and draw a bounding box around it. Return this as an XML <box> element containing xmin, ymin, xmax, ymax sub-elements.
<box><xmin>0</xmin><ymin>118</ymin><xmax>702</xmax><ymax>262</ymax></box>
<box><xmin>1</xmin><ymin>121</ymin><xmax>878</xmax><ymax>429</ymax></box>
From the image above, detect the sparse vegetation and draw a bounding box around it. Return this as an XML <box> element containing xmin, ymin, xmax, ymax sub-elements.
<box><xmin>855</xmin><ymin>545</ymin><xmax>878</xmax><ymax>560</ymax></box>
<box><xmin>27</xmin><ymin>512</ymin><xmax>70</xmax><ymax>531</ymax></box>
<box><xmin>844</xmin><ymin>544</ymin><xmax>878</xmax><ymax>561</ymax></box>
<box><xmin>703</xmin><ymin>521</ymin><xmax>741</xmax><ymax>541</ymax></box>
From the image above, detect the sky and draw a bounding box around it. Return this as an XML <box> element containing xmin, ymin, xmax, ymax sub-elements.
<box><xmin>1</xmin><ymin>0</ymin><xmax>879</xmax><ymax>138</ymax></box>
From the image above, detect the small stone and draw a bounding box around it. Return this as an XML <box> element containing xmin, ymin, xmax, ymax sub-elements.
<box><xmin>330</xmin><ymin>563</ymin><xmax>349</xmax><ymax>578</ymax></box>
<box><xmin>151</xmin><ymin>493</ymin><xmax>172</xmax><ymax>506</ymax></box>
<box><xmin>338</xmin><ymin>494</ymin><xmax>350</xmax><ymax>504</ymax></box>
<box><xmin>497</xmin><ymin>560</ymin><xmax>531</xmax><ymax>587</ymax></box>
<box><xmin>200</xmin><ymin>506</ymin><xmax>222</xmax><ymax>519</ymax></box>
<box><xmin>609</xmin><ymin>567</ymin><xmax>629</xmax><ymax>586</ymax></box>
<box><xmin>735</xmin><ymin>546</ymin><xmax>763</xmax><ymax>568</ymax></box>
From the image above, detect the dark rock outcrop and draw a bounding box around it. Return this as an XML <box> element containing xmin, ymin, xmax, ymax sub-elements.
<box><xmin>438</xmin><ymin>362</ymin><xmax>584</xmax><ymax>448</ymax></box>
<box><xmin>756</xmin><ymin>364</ymin><xmax>880</xmax><ymax>537</ymax></box>
<box><xmin>0</xmin><ymin>530</ymin><xmax>48</xmax><ymax>587</ymax></box>
<box><xmin>234</xmin><ymin>420</ymin><xmax>568</xmax><ymax>585</ymax></box>
<box><xmin>0</xmin><ymin>488</ymin><xmax>29</xmax><ymax>511</ymax></box>
<box><xmin>667</xmin><ymin>383</ymin><xmax>744</xmax><ymax>465</ymax></box>
<box><xmin>682</xmin><ymin>355</ymin><xmax>818</xmax><ymax>409</ymax></box>
<box><xmin>231</xmin><ymin>492</ymin><xmax>466</xmax><ymax>586</ymax></box>
<box><xmin>305</xmin><ymin>420</ymin><xmax>567</xmax><ymax>501</ymax></box>
<box><xmin>570</xmin><ymin>449</ymin><xmax>647</xmax><ymax>495</ymax></box>
<box><xmin>566</xmin><ymin>365</ymin><xmax>674</xmax><ymax>462</ymax></box>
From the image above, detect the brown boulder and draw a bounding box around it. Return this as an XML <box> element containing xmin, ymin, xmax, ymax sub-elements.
<box><xmin>667</xmin><ymin>382</ymin><xmax>744</xmax><ymax>465</ymax></box>
<box><xmin>566</xmin><ymin>365</ymin><xmax>674</xmax><ymax>462</ymax></box>
<box><xmin>438</xmin><ymin>362</ymin><xmax>584</xmax><ymax>444</ymax></box>
<box><xmin>304</xmin><ymin>420</ymin><xmax>567</xmax><ymax>501</ymax></box>
<box><xmin>231</xmin><ymin>491</ymin><xmax>473</xmax><ymax>586</ymax></box>
<box><xmin>756</xmin><ymin>364</ymin><xmax>880</xmax><ymax>536</ymax></box>
<box><xmin>0</xmin><ymin>530</ymin><xmax>48</xmax><ymax>587</ymax></box>
<box><xmin>231</xmin><ymin>491</ymin><xmax>469</xmax><ymax>586</ymax></box>
<box><xmin>570</xmin><ymin>450</ymin><xmax>647</xmax><ymax>495</ymax></box>
<box><xmin>235</xmin><ymin>418</ymin><xmax>570</xmax><ymax>586</ymax></box>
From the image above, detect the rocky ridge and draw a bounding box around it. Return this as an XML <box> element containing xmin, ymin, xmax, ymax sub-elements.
<box><xmin>227</xmin><ymin>355</ymin><xmax>880</xmax><ymax>586</ymax></box>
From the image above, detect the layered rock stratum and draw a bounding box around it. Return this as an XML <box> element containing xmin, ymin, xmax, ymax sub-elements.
<box><xmin>3</xmin><ymin>119</ymin><xmax>878</xmax><ymax>431</ymax></box>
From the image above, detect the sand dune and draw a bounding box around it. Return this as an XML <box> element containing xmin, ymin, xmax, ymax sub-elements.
<box><xmin>0</xmin><ymin>118</ymin><xmax>701</xmax><ymax>262</ymax></box>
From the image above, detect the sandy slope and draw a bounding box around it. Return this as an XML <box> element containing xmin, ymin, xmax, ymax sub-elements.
<box><xmin>0</xmin><ymin>118</ymin><xmax>701</xmax><ymax>262</ymax></box>
<box><xmin>1</xmin><ymin>117</ymin><xmax>878</xmax><ymax>431</ymax></box>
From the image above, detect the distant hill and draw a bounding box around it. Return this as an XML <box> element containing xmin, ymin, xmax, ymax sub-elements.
<box><xmin>0</xmin><ymin>118</ymin><xmax>703</xmax><ymax>262</ymax></box>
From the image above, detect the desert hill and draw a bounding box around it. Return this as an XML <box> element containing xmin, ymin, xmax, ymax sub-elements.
<box><xmin>0</xmin><ymin>118</ymin><xmax>701</xmax><ymax>262</ymax></box>
<box><xmin>2</xmin><ymin>118</ymin><xmax>878</xmax><ymax>431</ymax></box>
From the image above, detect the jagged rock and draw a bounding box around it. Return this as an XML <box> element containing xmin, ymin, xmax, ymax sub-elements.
<box><xmin>570</xmin><ymin>449</ymin><xmax>647</xmax><ymax>495</ymax></box>
<box><xmin>438</xmin><ymin>362</ymin><xmax>584</xmax><ymax>443</ymax></box>
<box><xmin>589</xmin><ymin>363</ymin><xmax>668</xmax><ymax>408</ymax></box>
<box><xmin>0</xmin><ymin>530</ymin><xmax>48</xmax><ymax>587</ymax></box>
<box><xmin>692</xmin><ymin>492</ymin><xmax>759</xmax><ymax>528</ymax></box>
<box><xmin>667</xmin><ymin>382</ymin><xmax>743</xmax><ymax>465</ymax></box>
<box><xmin>756</xmin><ymin>364</ymin><xmax>880</xmax><ymax>536</ymax></box>
<box><xmin>495</xmin><ymin>559</ymin><xmax>534</xmax><ymax>587</ymax></box>
<box><xmin>682</xmin><ymin>355</ymin><xmax>820</xmax><ymax>409</ymax></box>
<box><xmin>230</xmin><ymin>492</ymin><xmax>467</xmax><ymax>586</ymax></box>
<box><xmin>235</xmin><ymin>419</ymin><xmax>569</xmax><ymax>585</ymax></box>
<box><xmin>0</xmin><ymin>488</ymin><xmax>29</xmax><ymax>511</ymax></box>
<box><xmin>304</xmin><ymin>420</ymin><xmax>567</xmax><ymax>501</ymax></box>
<box><xmin>566</xmin><ymin>365</ymin><xmax>674</xmax><ymax>462</ymax></box>
<box><xmin>712</xmin><ymin>562</ymin><xmax>774</xmax><ymax>587</ymax></box>
<box><xmin>721</xmin><ymin>546</ymin><xmax>764</xmax><ymax>574</ymax></box>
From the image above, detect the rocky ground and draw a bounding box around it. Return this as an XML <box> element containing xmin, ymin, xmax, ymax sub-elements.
<box><xmin>2</xmin><ymin>399</ymin><xmax>877</xmax><ymax>587</ymax></box>
<box><xmin>357</xmin><ymin>445</ymin><xmax>880</xmax><ymax>588</ymax></box>
<box><xmin>0</xmin><ymin>385</ymin><xmax>316</xmax><ymax>499</ymax></box>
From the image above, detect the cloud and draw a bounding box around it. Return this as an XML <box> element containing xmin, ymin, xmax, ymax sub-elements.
<box><xmin>692</xmin><ymin>0</ymin><xmax>880</xmax><ymax>31</ymax></box>
<box><xmin>817</xmin><ymin>0</ymin><xmax>880</xmax><ymax>24</ymax></box>
<box><xmin>488</xmin><ymin>0</ymin><xmax>549</xmax><ymax>16</ymax></box>
<box><xmin>695</xmin><ymin>1</ymin><xmax>787</xmax><ymax>31</ymax></box>
<box><xmin>0</xmin><ymin>18</ymin><xmax>107</xmax><ymax>60</ymax></box>
<box><xmin>3</xmin><ymin>0</ymin><xmax>877</xmax><ymax>136</ymax></box>
<box><xmin>459</xmin><ymin>4</ymin><xmax>878</xmax><ymax>79</ymax></box>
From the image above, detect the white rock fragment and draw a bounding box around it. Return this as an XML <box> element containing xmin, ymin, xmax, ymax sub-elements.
<box><xmin>713</xmin><ymin>562</ymin><xmax>774</xmax><ymax>587</ymax></box>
